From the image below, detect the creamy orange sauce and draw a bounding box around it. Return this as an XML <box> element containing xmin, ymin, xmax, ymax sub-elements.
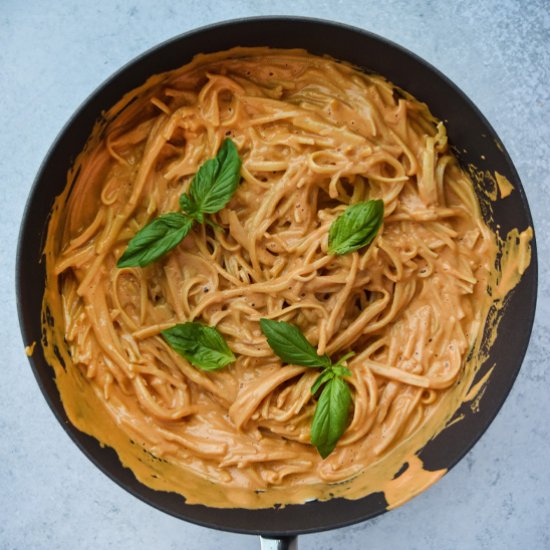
<box><xmin>25</xmin><ymin>341</ymin><xmax>37</xmax><ymax>357</ymax></box>
<box><xmin>41</xmin><ymin>48</ymin><xmax>533</xmax><ymax>510</ymax></box>
<box><xmin>383</xmin><ymin>455</ymin><xmax>445</xmax><ymax>510</ymax></box>
<box><xmin>495</xmin><ymin>171</ymin><xmax>514</xmax><ymax>199</ymax></box>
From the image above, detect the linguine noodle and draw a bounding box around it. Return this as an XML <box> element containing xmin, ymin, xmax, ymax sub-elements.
<box><xmin>44</xmin><ymin>48</ymin><xmax>500</xmax><ymax>507</ymax></box>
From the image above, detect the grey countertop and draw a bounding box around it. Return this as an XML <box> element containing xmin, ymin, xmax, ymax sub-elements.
<box><xmin>1</xmin><ymin>1</ymin><xmax>549</xmax><ymax>548</ymax></box>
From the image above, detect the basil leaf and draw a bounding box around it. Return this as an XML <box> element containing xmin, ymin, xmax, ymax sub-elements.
<box><xmin>331</xmin><ymin>365</ymin><xmax>352</xmax><ymax>378</ymax></box>
<box><xmin>117</xmin><ymin>213</ymin><xmax>193</xmax><ymax>268</ymax></box>
<box><xmin>328</xmin><ymin>199</ymin><xmax>384</xmax><ymax>255</ymax></box>
<box><xmin>162</xmin><ymin>322</ymin><xmax>235</xmax><ymax>371</ymax></box>
<box><xmin>118</xmin><ymin>140</ymin><xmax>241</xmax><ymax>269</ymax></box>
<box><xmin>311</xmin><ymin>364</ymin><xmax>351</xmax><ymax>395</ymax></box>
<box><xmin>179</xmin><ymin>193</ymin><xmax>202</xmax><ymax>222</ymax></box>
<box><xmin>311</xmin><ymin>370</ymin><xmax>335</xmax><ymax>395</ymax></box>
<box><xmin>310</xmin><ymin>376</ymin><xmax>352</xmax><ymax>458</ymax></box>
<box><xmin>260</xmin><ymin>319</ymin><xmax>332</xmax><ymax>369</ymax></box>
<box><xmin>189</xmin><ymin>139</ymin><xmax>241</xmax><ymax>215</ymax></box>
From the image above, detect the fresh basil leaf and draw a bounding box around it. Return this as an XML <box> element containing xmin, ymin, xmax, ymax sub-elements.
<box><xmin>328</xmin><ymin>199</ymin><xmax>384</xmax><ymax>255</ymax></box>
<box><xmin>260</xmin><ymin>319</ymin><xmax>331</xmax><ymax>369</ymax></box>
<box><xmin>118</xmin><ymin>140</ymin><xmax>241</xmax><ymax>270</ymax></box>
<box><xmin>331</xmin><ymin>365</ymin><xmax>352</xmax><ymax>378</ymax></box>
<box><xmin>332</xmin><ymin>351</ymin><xmax>354</xmax><ymax>378</ymax></box>
<box><xmin>117</xmin><ymin>213</ymin><xmax>193</xmax><ymax>268</ymax></box>
<box><xmin>161</xmin><ymin>322</ymin><xmax>235</xmax><ymax>371</ymax></box>
<box><xmin>311</xmin><ymin>364</ymin><xmax>351</xmax><ymax>395</ymax></box>
<box><xmin>310</xmin><ymin>376</ymin><xmax>352</xmax><ymax>458</ymax></box>
<box><xmin>189</xmin><ymin>139</ymin><xmax>241</xmax><ymax>215</ymax></box>
<box><xmin>179</xmin><ymin>193</ymin><xmax>202</xmax><ymax>222</ymax></box>
<box><xmin>311</xmin><ymin>370</ymin><xmax>335</xmax><ymax>395</ymax></box>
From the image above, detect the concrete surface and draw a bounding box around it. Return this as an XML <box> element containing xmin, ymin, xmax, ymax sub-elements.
<box><xmin>1</xmin><ymin>0</ymin><xmax>549</xmax><ymax>548</ymax></box>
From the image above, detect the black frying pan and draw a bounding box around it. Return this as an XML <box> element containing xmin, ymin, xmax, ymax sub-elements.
<box><xmin>16</xmin><ymin>17</ymin><xmax>537</xmax><ymax>549</ymax></box>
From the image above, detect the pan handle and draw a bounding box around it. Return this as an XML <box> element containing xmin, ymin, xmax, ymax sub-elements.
<box><xmin>259</xmin><ymin>536</ymin><xmax>297</xmax><ymax>549</ymax></box>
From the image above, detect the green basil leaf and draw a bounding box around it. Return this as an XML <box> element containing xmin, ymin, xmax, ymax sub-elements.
<box><xmin>161</xmin><ymin>322</ymin><xmax>235</xmax><ymax>371</ymax></box>
<box><xmin>179</xmin><ymin>193</ymin><xmax>203</xmax><ymax>222</ymax></box>
<box><xmin>189</xmin><ymin>139</ymin><xmax>242</xmax><ymax>215</ymax></box>
<box><xmin>310</xmin><ymin>376</ymin><xmax>352</xmax><ymax>458</ymax></box>
<box><xmin>328</xmin><ymin>199</ymin><xmax>384</xmax><ymax>255</ymax></box>
<box><xmin>118</xmin><ymin>140</ymin><xmax>241</xmax><ymax>270</ymax></box>
<box><xmin>117</xmin><ymin>213</ymin><xmax>193</xmax><ymax>268</ymax></box>
<box><xmin>332</xmin><ymin>351</ymin><xmax>354</xmax><ymax>378</ymax></box>
<box><xmin>260</xmin><ymin>319</ymin><xmax>331</xmax><ymax>369</ymax></box>
<box><xmin>331</xmin><ymin>365</ymin><xmax>352</xmax><ymax>378</ymax></box>
<box><xmin>311</xmin><ymin>370</ymin><xmax>335</xmax><ymax>395</ymax></box>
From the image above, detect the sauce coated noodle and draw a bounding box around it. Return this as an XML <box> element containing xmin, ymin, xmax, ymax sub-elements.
<box><xmin>44</xmin><ymin>48</ymin><xmax>516</xmax><ymax>508</ymax></box>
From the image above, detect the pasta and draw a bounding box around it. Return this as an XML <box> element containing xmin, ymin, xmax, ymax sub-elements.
<box><xmin>44</xmin><ymin>48</ymin><xmax>500</xmax><ymax>508</ymax></box>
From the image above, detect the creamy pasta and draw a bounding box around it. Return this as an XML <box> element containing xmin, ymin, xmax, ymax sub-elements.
<box><xmin>42</xmin><ymin>48</ymin><xmax>524</xmax><ymax>509</ymax></box>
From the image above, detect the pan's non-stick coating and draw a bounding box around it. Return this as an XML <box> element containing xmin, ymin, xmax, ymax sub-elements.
<box><xmin>16</xmin><ymin>17</ymin><xmax>537</xmax><ymax>537</ymax></box>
